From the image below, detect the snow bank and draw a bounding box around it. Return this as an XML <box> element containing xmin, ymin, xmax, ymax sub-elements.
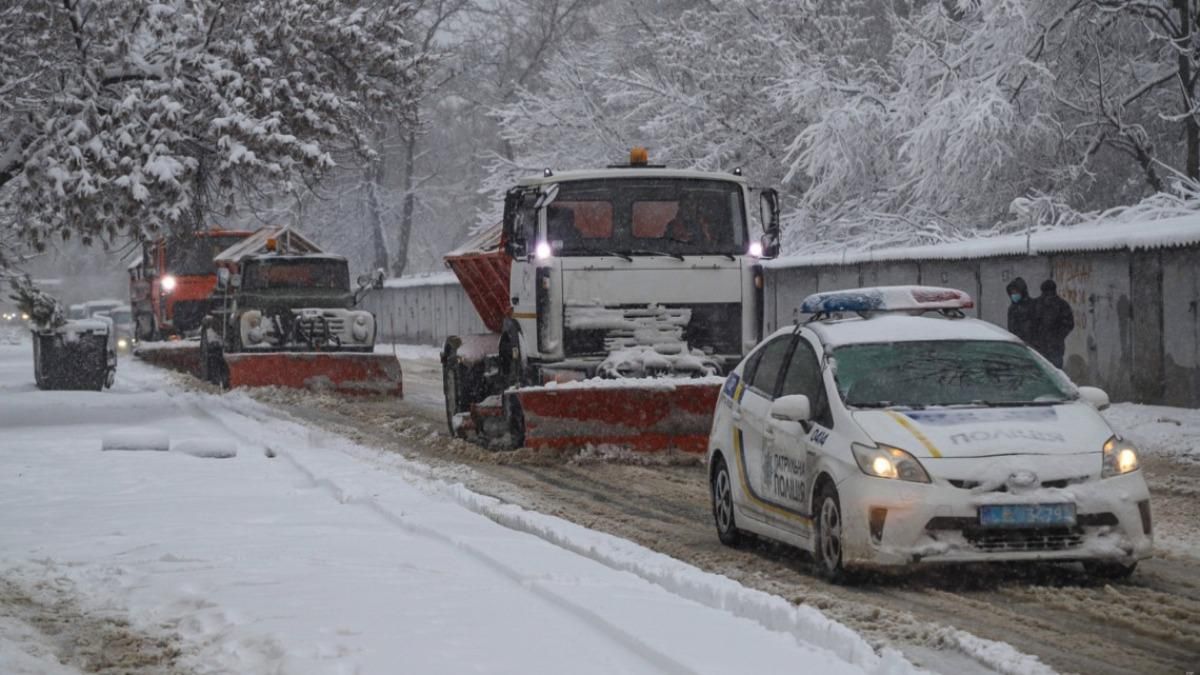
<box><xmin>171</xmin><ymin>439</ymin><xmax>237</xmax><ymax>459</ymax></box>
<box><xmin>374</xmin><ymin>342</ymin><xmax>442</xmax><ymax>361</ymax></box>
<box><xmin>528</xmin><ymin>374</ymin><xmax>727</xmax><ymax>392</ymax></box>
<box><xmin>101</xmin><ymin>428</ymin><xmax>170</xmax><ymax>452</ymax></box>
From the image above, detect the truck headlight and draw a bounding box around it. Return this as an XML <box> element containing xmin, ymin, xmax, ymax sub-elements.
<box><xmin>852</xmin><ymin>443</ymin><xmax>931</xmax><ymax>483</ymax></box>
<box><xmin>351</xmin><ymin>313</ymin><xmax>372</xmax><ymax>342</ymax></box>
<box><xmin>161</xmin><ymin>274</ymin><xmax>177</xmax><ymax>293</ymax></box>
<box><xmin>117</xmin><ymin>338</ymin><xmax>129</xmax><ymax>349</ymax></box>
<box><xmin>1102</xmin><ymin>436</ymin><xmax>1140</xmax><ymax>477</ymax></box>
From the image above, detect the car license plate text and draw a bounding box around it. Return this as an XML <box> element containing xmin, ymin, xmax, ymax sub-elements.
<box><xmin>978</xmin><ymin>503</ymin><xmax>1076</xmax><ymax>528</ymax></box>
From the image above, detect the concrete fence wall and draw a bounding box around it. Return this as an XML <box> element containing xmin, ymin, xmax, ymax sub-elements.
<box><xmin>366</xmin><ymin>246</ymin><xmax>1200</xmax><ymax>407</ymax></box>
<box><xmin>763</xmin><ymin>247</ymin><xmax>1200</xmax><ymax>408</ymax></box>
<box><xmin>362</xmin><ymin>281</ymin><xmax>488</xmax><ymax>349</ymax></box>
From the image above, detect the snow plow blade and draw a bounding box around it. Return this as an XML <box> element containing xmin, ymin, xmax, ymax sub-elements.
<box><xmin>224</xmin><ymin>353</ymin><xmax>403</xmax><ymax>396</ymax></box>
<box><xmin>512</xmin><ymin>381</ymin><xmax>722</xmax><ymax>453</ymax></box>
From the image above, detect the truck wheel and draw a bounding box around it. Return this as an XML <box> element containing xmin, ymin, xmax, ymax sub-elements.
<box><xmin>199</xmin><ymin>331</ymin><xmax>227</xmax><ymax>388</ymax></box>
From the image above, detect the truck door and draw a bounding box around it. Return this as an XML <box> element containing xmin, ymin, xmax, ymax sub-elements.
<box><xmin>731</xmin><ymin>334</ymin><xmax>794</xmax><ymax>522</ymax></box>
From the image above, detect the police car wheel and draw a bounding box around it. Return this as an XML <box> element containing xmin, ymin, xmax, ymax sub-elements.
<box><xmin>711</xmin><ymin>457</ymin><xmax>741</xmax><ymax>547</ymax></box>
<box><xmin>1082</xmin><ymin>560</ymin><xmax>1137</xmax><ymax>581</ymax></box>
<box><xmin>813</xmin><ymin>485</ymin><xmax>846</xmax><ymax>581</ymax></box>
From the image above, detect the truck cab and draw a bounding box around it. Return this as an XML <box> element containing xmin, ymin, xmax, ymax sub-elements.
<box><xmin>499</xmin><ymin>155</ymin><xmax>780</xmax><ymax>381</ymax></box>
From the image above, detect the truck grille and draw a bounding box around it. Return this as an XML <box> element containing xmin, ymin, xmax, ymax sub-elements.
<box><xmin>563</xmin><ymin>303</ymin><xmax>740</xmax><ymax>357</ymax></box>
<box><xmin>293</xmin><ymin>313</ymin><xmax>346</xmax><ymax>341</ymax></box>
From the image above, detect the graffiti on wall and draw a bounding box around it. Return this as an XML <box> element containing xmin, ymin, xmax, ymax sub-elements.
<box><xmin>1053</xmin><ymin>258</ymin><xmax>1090</xmax><ymax>330</ymax></box>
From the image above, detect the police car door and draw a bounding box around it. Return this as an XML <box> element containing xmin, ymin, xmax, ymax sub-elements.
<box><xmin>732</xmin><ymin>334</ymin><xmax>794</xmax><ymax>523</ymax></box>
<box><xmin>764</xmin><ymin>332</ymin><xmax>831</xmax><ymax>535</ymax></box>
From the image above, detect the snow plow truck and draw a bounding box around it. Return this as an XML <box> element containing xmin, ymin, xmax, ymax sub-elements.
<box><xmin>198</xmin><ymin>227</ymin><xmax>402</xmax><ymax>396</ymax></box>
<box><xmin>442</xmin><ymin>148</ymin><xmax>781</xmax><ymax>451</ymax></box>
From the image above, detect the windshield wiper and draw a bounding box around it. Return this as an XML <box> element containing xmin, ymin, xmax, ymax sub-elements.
<box><xmin>602</xmin><ymin>250</ymin><xmax>633</xmax><ymax>261</ymax></box>
<box><xmin>628</xmin><ymin>249</ymin><xmax>684</xmax><ymax>261</ymax></box>
<box><xmin>967</xmin><ymin>399</ymin><xmax>1065</xmax><ymax>407</ymax></box>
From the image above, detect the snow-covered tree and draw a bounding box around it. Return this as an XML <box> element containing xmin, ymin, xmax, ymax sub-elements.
<box><xmin>0</xmin><ymin>0</ymin><xmax>428</xmax><ymax>256</ymax></box>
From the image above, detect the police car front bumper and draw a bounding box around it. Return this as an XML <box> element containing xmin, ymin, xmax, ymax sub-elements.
<box><xmin>837</xmin><ymin>469</ymin><xmax>1153</xmax><ymax>567</ymax></box>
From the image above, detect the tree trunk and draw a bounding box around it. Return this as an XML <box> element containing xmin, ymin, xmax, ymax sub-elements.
<box><xmin>392</xmin><ymin>128</ymin><xmax>417</xmax><ymax>277</ymax></box>
<box><xmin>366</xmin><ymin>161</ymin><xmax>391</xmax><ymax>274</ymax></box>
<box><xmin>1176</xmin><ymin>0</ymin><xmax>1199</xmax><ymax>180</ymax></box>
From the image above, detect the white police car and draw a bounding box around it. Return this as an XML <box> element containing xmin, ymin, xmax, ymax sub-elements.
<box><xmin>707</xmin><ymin>286</ymin><xmax>1152</xmax><ymax>582</ymax></box>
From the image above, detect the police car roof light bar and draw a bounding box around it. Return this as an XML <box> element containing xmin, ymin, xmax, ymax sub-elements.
<box><xmin>800</xmin><ymin>285</ymin><xmax>975</xmax><ymax>317</ymax></box>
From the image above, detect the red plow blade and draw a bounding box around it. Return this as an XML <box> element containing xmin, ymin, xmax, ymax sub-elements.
<box><xmin>512</xmin><ymin>381</ymin><xmax>721</xmax><ymax>453</ymax></box>
<box><xmin>225</xmin><ymin>353</ymin><xmax>403</xmax><ymax>396</ymax></box>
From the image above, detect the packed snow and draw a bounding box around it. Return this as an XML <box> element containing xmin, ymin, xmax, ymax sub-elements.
<box><xmin>0</xmin><ymin>339</ymin><xmax>917</xmax><ymax>674</ymax></box>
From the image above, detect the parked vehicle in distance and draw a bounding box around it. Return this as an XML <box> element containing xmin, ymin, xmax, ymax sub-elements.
<box><xmin>707</xmin><ymin>286</ymin><xmax>1152</xmax><ymax>583</ymax></box>
<box><xmin>130</xmin><ymin>229</ymin><xmax>254</xmax><ymax>340</ymax></box>
<box><xmin>97</xmin><ymin>304</ymin><xmax>136</xmax><ymax>353</ymax></box>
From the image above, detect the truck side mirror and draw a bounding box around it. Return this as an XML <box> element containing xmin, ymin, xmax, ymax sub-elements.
<box><xmin>216</xmin><ymin>268</ymin><xmax>230</xmax><ymax>290</ymax></box>
<box><xmin>230</xmin><ymin>274</ymin><xmax>241</xmax><ymax>289</ymax></box>
<box><xmin>758</xmin><ymin>189</ymin><xmax>782</xmax><ymax>259</ymax></box>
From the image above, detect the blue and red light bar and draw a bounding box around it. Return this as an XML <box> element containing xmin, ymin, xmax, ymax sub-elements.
<box><xmin>800</xmin><ymin>286</ymin><xmax>975</xmax><ymax>315</ymax></box>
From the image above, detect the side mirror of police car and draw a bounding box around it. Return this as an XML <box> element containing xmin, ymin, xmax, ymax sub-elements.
<box><xmin>770</xmin><ymin>394</ymin><xmax>813</xmax><ymax>423</ymax></box>
<box><xmin>1077</xmin><ymin>386</ymin><xmax>1110</xmax><ymax>411</ymax></box>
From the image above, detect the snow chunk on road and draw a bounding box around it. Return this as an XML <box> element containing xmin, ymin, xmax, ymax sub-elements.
<box><xmin>171</xmin><ymin>439</ymin><xmax>237</xmax><ymax>459</ymax></box>
<box><xmin>101</xmin><ymin>428</ymin><xmax>169</xmax><ymax>452</ymax></box>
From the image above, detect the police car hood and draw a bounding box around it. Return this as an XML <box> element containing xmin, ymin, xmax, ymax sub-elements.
<box><xmin>852</xmin><ymin>403</ymin><xmax>1111</xmax><ymax>459</ymax></box>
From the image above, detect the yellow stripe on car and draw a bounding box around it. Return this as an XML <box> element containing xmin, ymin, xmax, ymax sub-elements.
<box><xmin>731</xmin><ymin>428</ymin><xmax>813</xmax><ymax>526</ymax></box>
<box><xmin>885</xmin><ymin>411</ymin><xmax>943</xmax><ymax>458</ymax></box>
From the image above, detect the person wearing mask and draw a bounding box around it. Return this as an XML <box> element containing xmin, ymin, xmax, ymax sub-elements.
<box><xmin>1032</xmin><ymin>278</ymin><xmax>1075</xmax><ymax>368</ymax></box>
<box><xmin>1005</xmin><ymin>277</ymin><xmax>1036</xmax><ymax>344</ymax></box>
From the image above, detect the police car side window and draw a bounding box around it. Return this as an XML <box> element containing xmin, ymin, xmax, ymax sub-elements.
<box><xmin>748</xmin><ymin>336</ymin><xmax>793</xmax><ymax>397</ymax></box>
<box><xmin>779</xmin><ymin>338</ymin><xmax>832</xmax><ymax>427</ymax></box>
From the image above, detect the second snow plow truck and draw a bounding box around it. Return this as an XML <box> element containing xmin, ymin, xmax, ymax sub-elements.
<box><xmin>198</xmin><ymin>227</ymin><xmax>402</xmax><ymax>396</ymax></box>
<box><xmin>443</xmin><ymin>148</ymin><xmax>780</xmax><ymax>451</ymax></box>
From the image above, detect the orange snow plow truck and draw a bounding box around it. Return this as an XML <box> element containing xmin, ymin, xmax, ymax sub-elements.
<box><xmin>442</xmin><ymin>148</ymin><xmax>781</xmax><ymax>452</ymax></box>
<box><xmin>197</xmin><ymin>227</ymin><xmax>402</xmax><ymax>396</ymax></box>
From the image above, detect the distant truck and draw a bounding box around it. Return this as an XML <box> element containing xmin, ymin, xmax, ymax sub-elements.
<box><xmin>129</xmin><ymin>229</ymin><xmax>254</xmax><ymax>340</ymax></box>
<box><xmin>197</xmin><ymin>227</ymin><xmax>401</xmax><ymax>395</ymax></box>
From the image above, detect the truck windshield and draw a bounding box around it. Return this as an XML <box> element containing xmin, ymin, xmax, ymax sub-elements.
<box><xmin>832</xmin><ymin>340</ymin><xmax>1075</xmax><ymax>408</ymax></box>
<box><xmin>545</xmin><ymin>178</ymin><xmax>746</xmax><ymax>257</ymax></box>
<box><xmin>241</xmin><ymin>259</ymin><xmax>350</xmax><ymax>292</ymax></box>
<box><xmin>165</xmin><ymin>235</ymin><xmax>248</xmax><ymax>276</ymax></box>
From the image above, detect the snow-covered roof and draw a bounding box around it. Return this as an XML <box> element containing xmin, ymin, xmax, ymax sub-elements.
<box><xmin>382</xmin><ymin>271</ymin><xmax>460</xmax><ymax>289</ymax></box>
<box><xmin>516</xmin><ymin>167</ymin><xmax>748</xmax><ymax>188</ymax></box>
<box><xmin>214</xmin><ymin>226</ymin><xmax>322</xmax><ymax>263</ymax></box>
<box><xmin>767</xmin><ymin>213</ymin><xmax>1200</xmax><ymax>268</ymax></box>
<box><xmin>805</xmin><ymin>314</ymin><xmax>1017</xmax><ymax>347</ymax></box>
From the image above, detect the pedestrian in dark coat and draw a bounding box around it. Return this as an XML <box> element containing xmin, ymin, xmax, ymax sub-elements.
<box><xmin>1005</xmin><ymin>277</ymin><xmax>1036</xmax><ymax>344</ymax></box>
<box><xmin>1032</xmin><ymin>278</ymin><xmax>1074</xmax><ymax>368</ymax></box>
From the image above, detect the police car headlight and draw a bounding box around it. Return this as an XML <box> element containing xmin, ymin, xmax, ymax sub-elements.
<box><xmin>1102</xmin><ymin>436</ymin><xmax>1139</xmax><ymax>478</ymax></box>
<box><xmin>852</xmin><ymin>443</ymin><xmax>931</xmax><ymax>483</ymax></box>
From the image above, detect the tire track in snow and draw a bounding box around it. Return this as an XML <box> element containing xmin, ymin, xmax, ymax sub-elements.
<box><xmin>177</xmin><ymin>388</ymin><xmax>704</xmax><ymax>675</ymax></box>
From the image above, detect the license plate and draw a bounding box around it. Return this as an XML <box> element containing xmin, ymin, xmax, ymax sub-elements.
<box><xmin>979</xmin><ymin>503</ymin><xmax>1076</xmax><ymax>528</ymax></box>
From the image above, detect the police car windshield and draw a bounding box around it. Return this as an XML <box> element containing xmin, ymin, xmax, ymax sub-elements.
<box><xmin>832</xmin><ymin>340</ymin><xmax>1074</xmax><ymax>408</ymax></box>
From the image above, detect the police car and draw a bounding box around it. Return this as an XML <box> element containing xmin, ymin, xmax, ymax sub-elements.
<box><xmin>706</xmin><ymin>286</ymin><xmax>1152</xmax><ymax>582</ymax></box>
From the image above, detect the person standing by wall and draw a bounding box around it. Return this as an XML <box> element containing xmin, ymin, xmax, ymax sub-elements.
<box><xmin>1032</xmin><ymin>278</ymin><xmax>1075</xmax><ymax>368</ymax></box>
<box><xmin>1005</xmin><ymin>277</ymin><xmax>1036</xmax><ymax>344</ymax></box>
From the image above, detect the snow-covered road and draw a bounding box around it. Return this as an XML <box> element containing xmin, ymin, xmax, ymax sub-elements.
<box><xmin>0</xmin><ymin>341</ymin><xmax>916</xmax><ymax>674</ymax></box>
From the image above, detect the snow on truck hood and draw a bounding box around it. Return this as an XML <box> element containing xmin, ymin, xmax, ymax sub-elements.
<box><xmin>853</xmin><ymin>402</ymin><xmax>1112</xmax><ymax>461</ymax></box>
